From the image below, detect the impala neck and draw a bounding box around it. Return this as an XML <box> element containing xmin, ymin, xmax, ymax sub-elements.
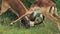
<box><xmin>6</xmin><ymin>0</ymin><xmax>27</xmax><ymax>17</ymax></box>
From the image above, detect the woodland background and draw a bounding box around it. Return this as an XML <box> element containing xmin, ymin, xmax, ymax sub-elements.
<box><xmin>0</xmin><ymin>0</ymin><xmax>60</xmax><ymax>34</ymax></box>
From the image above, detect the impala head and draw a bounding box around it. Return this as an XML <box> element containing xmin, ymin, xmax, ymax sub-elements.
<box><xmin>27</xmin><ymin>6</ymin><xmax>45</xmax><ymax>27</ymax></box>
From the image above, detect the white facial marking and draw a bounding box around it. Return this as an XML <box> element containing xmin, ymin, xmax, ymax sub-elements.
<box><xmin>30</xmin><ymin>21</ymin><xmax>35</xmax><ymax>27</ymax></box>
<box><xmin>10</xmin><ymin>23</ymin><xmax>13</xmax><ymax>25</ymax></box>
<box><xmin>40</xmin><ymin>14</ymin><xmax>43</xmax><ymax>18</ymax></box>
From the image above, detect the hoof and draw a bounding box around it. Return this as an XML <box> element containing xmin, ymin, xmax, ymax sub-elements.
<box><xmin>9</xmin><ymin>23</ymin><xmax>14</xmax><ymax>26</ymax></box>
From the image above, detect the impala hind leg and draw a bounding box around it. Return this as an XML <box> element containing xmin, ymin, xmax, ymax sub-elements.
<box><xmin>0</xmin><ymin>1</ymin><xmax>10</xmax><ymax>15</ymax></box>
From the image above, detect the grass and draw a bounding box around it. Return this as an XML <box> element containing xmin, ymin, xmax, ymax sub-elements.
<box><xmin>0</xmin><ymin>10</ymin><xmax>60</xmax><ymax>34</ymax></box>
<box><xmin>0</xmin><ymin>22</ymin><xmax>60</xmax><ymax>34</ymax></box>
<box><xmin>0</xmin><ymin>0</ymin><xmax>60</xmax><ymax>34</ymax></box>
<box><xmin>0</xmin><ymin>23</ymin><xmax>60</xmax><ymax>34</ymax></box>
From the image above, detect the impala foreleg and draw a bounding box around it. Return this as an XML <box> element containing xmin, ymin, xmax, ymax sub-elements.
<box><xmin>10</xmin><ymin>11</ymin><xmax>33</xmax><ymax>25</ymax></box>
<box><xmin>45</xmin><ymin>7</ymin><xmax>60</xmax><ymax>31</ymax></box>
<box><xmin>47</xmin><ymin>13</ymin><xmax>60</xmax><ymax>31</ymax></box>
<box><xmin>54</xmin><ymin>8</ymin><xmax>60</xmax><ymax>19</ymax></box>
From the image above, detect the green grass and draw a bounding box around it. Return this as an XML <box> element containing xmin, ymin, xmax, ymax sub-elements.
<box><xmin>0</xmin><ymin>22</ymin><xmax>60</xmax><ymax>34</ymax></box>
<box><xmin>0</xmin><ymin>10</ymin><xmax>60</xmax><ymax>34</ymax></box>
<box><xmin>0</xmin><ymin>0</ymin><xmax>60</xmax><ymax>34</ymax></box>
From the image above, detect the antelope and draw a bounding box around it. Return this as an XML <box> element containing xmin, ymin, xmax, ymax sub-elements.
<box><xmin>29</xmin><ymin>0</ymin><xmax>60</xmax><ymax>31</ymax></box>
<box><xmin>0</xmin><ymin>0</ymin><xmax>34</xmax><ymax>27</ymax></box>
<box><xmin>0</xmin><ymin>0</ymin><xmax>44</xmax><ymax>27</ymax></box>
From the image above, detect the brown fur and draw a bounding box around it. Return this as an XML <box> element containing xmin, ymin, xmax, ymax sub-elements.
<box><xmin>1</xmin><ymin>0</ymin><xmax>27</xmax><ymax>17</ymax></box>
<box><xmin>34</xmin><ymin>0</ymin><xmax>55</xmax><ymax>7</ymax></box>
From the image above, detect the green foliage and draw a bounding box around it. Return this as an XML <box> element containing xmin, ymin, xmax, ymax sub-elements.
<box><xmin>21</xmin><ymin>0</ymin><xmax>34</xmax><ymax>9</ymax></box>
